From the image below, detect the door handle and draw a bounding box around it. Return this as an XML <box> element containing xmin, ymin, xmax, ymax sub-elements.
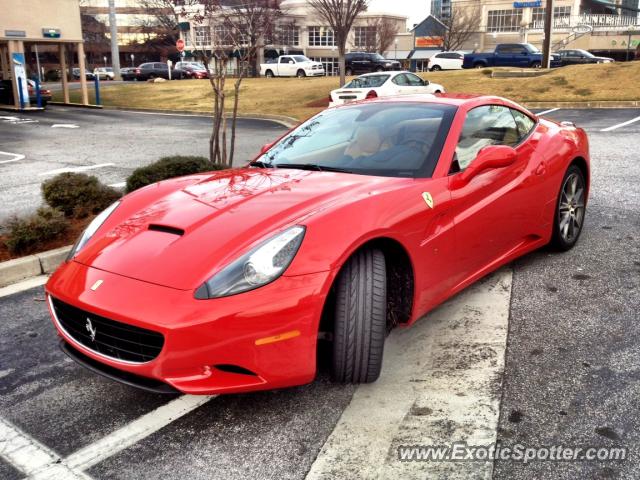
<box><xmin>534</xmin><ymin>161</ymin><xmax>546</xmax><ymax>175</ymax></box>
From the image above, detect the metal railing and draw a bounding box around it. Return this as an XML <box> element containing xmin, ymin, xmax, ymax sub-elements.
<box><xmin>532</xmin><ymin>14</ymin><xmax>639</xmax><ymax>30</ymax></box>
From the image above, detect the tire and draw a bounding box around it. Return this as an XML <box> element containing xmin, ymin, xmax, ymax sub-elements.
<box><xmin>375</xmin><ymin>66</ymin><xmax>384</xmax><ymax>72</ymax></box>
<box><xmin>550</xmin><ymin>164</ymin><xmax>586</xmax><ymax>251</ymax></box>
<box><xmin>431</xmin><ymin>65</ymin><xmax>441</xmax><ymax>71</ymax></box>
<box><xmin>296</xmin><ymin>69</ymin><xmax>306</xmax><ymax>78</ymax></box>
<box><xmin>434</xmin><ymin>90</ymin><xmax>442</xmax><ymax>94</ymax></box>
<box><xmin>474</xmin><ymin>63</ymin><xmax>485</xmax><ymax>69</ymax></box>
<box><xmin>531</xmin><ymin>61</ymin><xmax>542</xmax><ymax>69</ymax></box>
<box><xmin>332</xmin><ymin>248</ymin><xmax>387</xmax><ymax>384</ymax></box>
<box><xmin>265</xmin><ymin>70</ymin><xmax>274</xmax><ymax>78</ymax></box>
<box><xmin>345</xmin><ymin>68</ymin><xmax>353</xmax><ymax>76</ymax></box>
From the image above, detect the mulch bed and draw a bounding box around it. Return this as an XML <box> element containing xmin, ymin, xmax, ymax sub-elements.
<box><xmin>0</xmin><ymin>216</ymin><xmax>91</xmax><ymax>262</ymax></box>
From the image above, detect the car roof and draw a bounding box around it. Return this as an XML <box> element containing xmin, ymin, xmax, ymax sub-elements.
<box><xmin>335</xmin><ymin>93</ymin><xmax>525</xmax><ymax>109</ymax></box>
<box><xmin>358</xmin><ymin>70</ymin><xmax>410</xmax><ymax>77</ymax></box>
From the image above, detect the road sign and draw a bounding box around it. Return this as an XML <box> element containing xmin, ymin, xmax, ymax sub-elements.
<box><xmin>176</xmin><ymin>39</ymin><xmax>185</xmax><ymax>52</ymax></box>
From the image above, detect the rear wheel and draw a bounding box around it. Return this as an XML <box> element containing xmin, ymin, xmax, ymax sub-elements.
<box><xmin>474</xmin><ymin>63</ymin><xmax>485</xmax><ymax>69</ymax></box>
<box><xmin>551</xmin><ymin>164</ymin><xmax>586</xmax><ymax>251</ymax></box>
<box><xmin>431</xmin><ymin>65</ymin><xmax>442</xmax><ymax>71</ymax></box>
<box><xmin>332</xmin><ymin>249</ymin><xmax>387</xmax><ymax>384</ymax></box>
<box><xmin>375</xmin><ymin>66</ymin><xmax>384</xmax><ymax>72</ymax></box>
<box><xmin>345</xmin><ymin>68</ymin><xmax>353</xmax><ymax>76</ymax></box>
<box><xmin>265</xmin><ymin>70</ymin><xmax>274</xmax><ymax>78</ymax></box>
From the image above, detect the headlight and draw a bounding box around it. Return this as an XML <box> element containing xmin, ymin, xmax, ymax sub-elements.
<box><xmin>194</xmin><ymin>226</ymin><xmax>305</xmax><ymax>299</ymax></box>
<box><xmin>67</xmin><ymin>201</ymin><xmax>120</xmax><ymax>260</ymax></box>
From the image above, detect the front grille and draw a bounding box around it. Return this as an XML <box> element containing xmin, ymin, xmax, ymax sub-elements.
<box><xmin>50</xmin><ymin>297</ymin><xmax>164</xmax><ymax>363</ymax></box>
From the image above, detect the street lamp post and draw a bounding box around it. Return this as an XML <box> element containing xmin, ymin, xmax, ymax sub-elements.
<box><xmin>130</xmin><ymin>53</ymin><xmax>135</xmax><ymax>67</ymax></box>
<box><xmin>103</xmin><ymin>55</ymin><xmax>107</xmax><ymax>68</ymax></box>
<box><xmin>394</xmin><ymin>38</ymin><xmax>398</xmax><ymax>61</ymax></box>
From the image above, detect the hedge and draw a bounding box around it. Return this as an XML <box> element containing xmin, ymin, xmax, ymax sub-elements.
<box><xmin>42</xmin><ymin>172</ymin><xmax>121</xmax><ymax>217</ymax></box>
<box><xmin>125</xmin><ymin>156</ymin><xmax>226</xmax><ymax>193</ymax></box>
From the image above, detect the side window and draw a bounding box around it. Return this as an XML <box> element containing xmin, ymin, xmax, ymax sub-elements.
<box><xmin>511</xmin><ymin>108</ymin><xmax>536</xmax><ymax>140</ymax></box>
<box><xmin>454</xmin><ymin>105</ymin><xmax>520</xmax><ymax>172</ymax></box>
<box><xmin>405</xmin><ymin>73</ymin><xmax>424</xmax><ymax>86</ymax></box>
<box><xmin>392</xmin><ymin>74</ymin><xmax>408</xmax><ymax>86</ymax></box>
<box><xmin>279</xmin><ymin>56</ymin><xmax>290</xmax><ymax>64</ymax></box>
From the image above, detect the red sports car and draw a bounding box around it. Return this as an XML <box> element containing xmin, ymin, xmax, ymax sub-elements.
<box><xmin>46</xmin><ymin>95</ymin><xmax>589</xmax><ymax>395</ymax></box>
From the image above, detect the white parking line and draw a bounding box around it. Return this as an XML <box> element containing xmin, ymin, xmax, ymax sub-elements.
<box><xmin>51</xmin><ymin>124</ymin><xmax>80</xmax><ymax>129</ymax></box>
<box><xmin>108</xmin><ymin>182</ymin><xmax>126</xmax><ymax>188</ymax></box>
<box><xmin>306</xmin><ymin>268</ymin><xmax>513</xmax><ymax>480</ymax></box>
<box><xmin>0</xmin><ymin>418</ymin><xmax>90</xmax><ymax>480</ymax></box>
<box><xmin>1</xmin><ymin>395</ymin><xmax>215</xmax><ymax>479</ymax></box>
<box><xmin>536</xmin><ymin>108</ymin><xmax>560</xmax><ymax>116</ymax></box>
<box><xmin>64</xmin><ymin>394</ymin><xmax>215</xmax><ymax>471</ymax></box>
<box><xmin>38</xmin><ymin>163</ymin><xmax>115</xmax><ymax>176</ymax></box>
<box><xmin>119</xmin><ymin>110</ymin><xmax>207</xmax><ymax>117</ymax></box>
<box><xmin>0</xmin><ymin>275</ymin><xmax>49</xmax><ymax>298</ymax></box>
<box><xmin>0</xmin><ymin>151</ymin><xmax>25</xmax><ymax>164</ymax></box>
<box><xmin>600</xmin><ymin>114</ymin><xmax>640</xmax><ymax>132</ymax></box>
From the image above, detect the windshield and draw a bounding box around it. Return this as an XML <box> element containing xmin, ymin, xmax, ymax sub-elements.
<box><xmin>293</xmin><ymin>55</ymin><xmax>311</xmax><ymax>63</ymax></box>
<box><xmin>372</xmin><ymin>53</ymin><xmax>386</xmax><ymax>61</ymax></box>
<box><xmin>524</xmin><ymin>44</ymin><xmax>540</xmax><ymax>53</ymax></box>
<box><xmin>578</xmin><ymin>50</ymin><xmax>595</xmax><ymax>58</ymax></box>
<box><xmin>256</xmin><ymin>102</ymin><xmax>456</xmax><ymax>178</ymax></box>
<box><xmin>344</xmin><ymin>74</ymin><xmax>389</xmax><ymax>88</ymax></box>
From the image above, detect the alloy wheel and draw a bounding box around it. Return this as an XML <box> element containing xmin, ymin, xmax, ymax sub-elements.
<box><xmin>558</xmin><ymin>172</ymin><xmax>585</xmax><ymax>243</ymax></box>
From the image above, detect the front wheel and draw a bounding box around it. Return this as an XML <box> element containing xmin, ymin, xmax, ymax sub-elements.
<box><xmin>332</xmin><ymin>249</ymin><xmax>387</xmax><ymax>384</ymax></box>
<box><xmin>551</xmin><ymin>165</ymin><xmax>586</xmax><ymax>251</ymax></box>
<box><xmin>345</xmin><ymin>68</ymin><xmax>353</xmax><ymax>76</ymax></box>
<box><xmin>431</xmin><ymin>65</ymin><xmax>442</xmax><ymax>71</ymax></box>
<box><xmin>531</xmin><ymin>61</ymin><xmax>542</xmax><ymax>69</ymax></box>
<box><xmin>296</xmin><ymin>69</ymin><xmax>306</xmax><ymax>78</ymax></box>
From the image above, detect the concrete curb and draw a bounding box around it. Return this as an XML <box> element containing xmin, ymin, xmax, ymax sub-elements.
<box><xmin>102</xmin><ymin>106</ymin><xmax>299</xmax><ymax>128</ymax></box>
<box><xmin>0</xmin><ymin>246</ymin><xmax>72</xmax><ymax>288</ymax></box>
<box><xmin>48</xmin><ymin>102</ymin><xmax>103</xmax><ymax>109</ymax></box>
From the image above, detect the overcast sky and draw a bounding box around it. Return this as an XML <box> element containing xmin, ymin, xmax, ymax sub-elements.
<box><xmin>367</xmin><ymin>0</ymin><xmax>429</xmax><ymax>29</ymax></box>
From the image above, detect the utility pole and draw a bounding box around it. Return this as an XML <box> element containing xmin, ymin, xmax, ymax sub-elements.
<box><xmin>542</xmin><ymin>0</ymin><xmax>554</xmax><ymax>68</ymax></box>
<box><xmin>108</xmin><ymin>0</ymin><xmax>122</xmax><ymax>80</ymax></box>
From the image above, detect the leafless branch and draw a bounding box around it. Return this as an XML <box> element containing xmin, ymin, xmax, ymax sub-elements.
<box><xmin>441</xmin><ymin>5</ymin><xmax>481</xmax><ymax>52</ymax></box>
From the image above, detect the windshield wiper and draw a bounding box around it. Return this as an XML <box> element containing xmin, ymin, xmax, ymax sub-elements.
<box><xmin>249</xmin><ymin>160</ymin><xmax>274</xmax><ymax>168</ymax></box>
<box><xmin>274</xmin><ymin>163</ymin><xmax>353</xmax><ymax>173</ymax></box>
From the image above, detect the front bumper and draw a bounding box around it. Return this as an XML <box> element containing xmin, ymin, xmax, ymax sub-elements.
<box><xmin>46</xmin><ymin>261</ymin><xmax>332</xmax><ymax>395</ymax></box>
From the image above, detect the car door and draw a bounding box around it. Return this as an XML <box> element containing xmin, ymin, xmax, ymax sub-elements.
<box><xmin>279</xmin><ymin>56</ymin><xmax>293</xmax><ymax>76</ymax></box>
<box><xmin>404</xmin><ymin>72</ymin><xmax>427</xmax><ymax>94</ymax></box>
<box><xmin>390</xmin><ymin>73</ymin><xmax>410</xmax><ymax>94</ymax></box>
<box><xmin>447</xmin><ymin>104</ymin><xmax>538</xmax><ymax>285</ymax></box>
<box><xmin>493</xmin><ymin>45</ymin><xmax>513</xmax><ymax>66</ymax></box>
<box><xmin>350</xmin><ymin>54</ymin><xmax>364</xmax><ymax>74</ymax></box>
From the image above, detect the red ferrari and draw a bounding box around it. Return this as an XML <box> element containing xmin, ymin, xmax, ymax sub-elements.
<box><xmin>46</xmin><ymin>95</ymin><xmax>589</xmax><ymax>394</ymax></box>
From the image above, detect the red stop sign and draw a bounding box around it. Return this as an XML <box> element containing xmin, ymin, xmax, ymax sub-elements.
<box><xmin>176</xmin><ymin>39</ymin><xmax>185</xmax><ymax>52</ymax></box>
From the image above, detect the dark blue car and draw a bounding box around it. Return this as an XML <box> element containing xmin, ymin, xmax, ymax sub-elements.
<box><xmin>463</xmin><ymin>43</ymin><xmax>561</xmax><ymax>69</ymax></box>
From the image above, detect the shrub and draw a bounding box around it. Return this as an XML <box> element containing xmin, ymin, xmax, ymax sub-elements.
<box><xmin>42</xmin><ymin>173</ymin><xmax>121</xmax><ymax>217</ymax></box>
<box><xmin>481</xmin><ymin>69</ymin><xmax>493</xmax><ymax>76</ymax></box>
<box><xmin>125</xmin><ymin>156</ymin><xmax>226</xmax><ymax>193</ymax></box>
<box><xmin>4</xmin><ymin>207</ymin><xmax>68</xmax><ymax>254</ymax></box>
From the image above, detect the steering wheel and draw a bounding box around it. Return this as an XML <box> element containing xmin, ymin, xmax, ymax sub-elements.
<box><xmin>398</xmin><ymin>137</ymin><xmax>430</xmax><ymax>152</ymax></box>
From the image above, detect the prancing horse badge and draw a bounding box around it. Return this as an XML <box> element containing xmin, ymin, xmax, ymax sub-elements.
<box><xmin>422</xmin><ymin>192</ymin><xmax>434</xmax><ymax>209</ymax></box>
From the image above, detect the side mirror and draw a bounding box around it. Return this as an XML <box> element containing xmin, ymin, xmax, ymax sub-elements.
<box><xmin>451</xmin><ymin>145</ymin><xmax>517</xmax><ymax>189</ymax></box>
<box><xmin>260</xmin><ymin>141</ymin><xmax>275</xmax><ymax>155</ymax></box>
<box><xmin>423</xmin><ymin>79</ymin><xmax>430</xmax><ymax>85</ymax></box>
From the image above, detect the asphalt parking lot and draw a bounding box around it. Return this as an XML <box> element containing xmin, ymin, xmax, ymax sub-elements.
<box><xmin>0</xmin><ymin>107</ymin><xmax>287</xmax><ymax>222</ymax></box>
<box><xmin>0</xmin><ymin>107</ymin><xmax>639</xmax><ymax>479</ymax></box>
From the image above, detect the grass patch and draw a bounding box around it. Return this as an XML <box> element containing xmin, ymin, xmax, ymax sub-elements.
<box><xmin>55</xmin><ymin>61</ymin><xmax>640</xmax><ymax>120</ymax></box>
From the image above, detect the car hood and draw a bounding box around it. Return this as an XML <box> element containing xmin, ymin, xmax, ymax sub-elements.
<box><xmin>75</xmin><ymin>167</ymin><xmax>405</xmax><ymax>290</ymax></box>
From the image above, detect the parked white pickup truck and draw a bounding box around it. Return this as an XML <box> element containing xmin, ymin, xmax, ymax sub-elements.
<box><xmin>260</xmin><ymin>55</ymin><xmax>325</xmax><ymax>78</ymax></box>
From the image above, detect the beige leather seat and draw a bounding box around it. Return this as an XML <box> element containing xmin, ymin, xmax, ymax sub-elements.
<box><xmin>344</xmin><ymin>126</ymin><xmax>383</xmax><ymax>158</ymax></box>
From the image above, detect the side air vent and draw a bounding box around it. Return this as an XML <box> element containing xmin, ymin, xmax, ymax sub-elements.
<box><xmin>148</xmin><ymin>224</ymin><xmax>185</xmax><ymax>236</ymax></box>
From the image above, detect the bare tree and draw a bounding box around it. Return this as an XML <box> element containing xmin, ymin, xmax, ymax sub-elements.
<box><xmin>364</xmin><ymin>17</ymin><xmax>400</xmax><ymax>54</ymax></box>
<box><xmin>182</xmin><ymin>0</ymin><xmax>284</xmax><ymax>165</ymax></box>
<box><xmin>309</xmin><ymin>0</ymin><xmax>369</xmax><ymax>85</ymax></box>
<box><xmin>441</xmin><ymin>5</ymin><xmax>481</xmax><ymax>52</ymax></box>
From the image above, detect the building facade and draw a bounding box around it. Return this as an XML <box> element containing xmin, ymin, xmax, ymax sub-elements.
<box><xmin>80</xmin><ymin>0</ymin><xmax>176</xmax><ymax>67</ymax></box>
<box><xmin>0</xmin><ymin>0</ymin><xmax>90</xmax><ymax>108</ymax></box>
<box><xmin>178</xmin><ymin>0</ymin><xmax>407</xmax><ymax>75</ymax></box>
<box><xmin>454</xmin><ymin>0</ymin><xmax>640</xmax><ymax>59</ymax></box>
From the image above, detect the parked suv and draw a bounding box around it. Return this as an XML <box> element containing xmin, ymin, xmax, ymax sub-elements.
<box><xmin>344</xmin><ymin>52</ymin><xmax>401</xmax><ymax>76</ymax></box>
<box><xmin>136</xmin><ymin>62</ymin><xmax>175</xmax><ymax>80</ymax></box>
<box><xmin>428</xmin><ymin>51</ymin><xmax>464</xmax><ymax>71</ymax></box>
<box><xmin>555</xmin><ymin>49</ymin><xmax>614</xmax><ymax>65</ymax></box>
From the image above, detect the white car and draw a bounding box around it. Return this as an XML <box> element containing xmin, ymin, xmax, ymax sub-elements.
<box><xmin>260</xmin><ymin>55</ymin><xmax>325</xmax><ymax>78</ymax></box>
<box><xmin>428</xmin><ymin>51</ymin><xmax>464</xmax><ymax>71</ymax></box>
<box><xmin>329</xmin><ymin>71</ymin><xmax>445</xmax><ymax>107</ymax></box>
<box><xmin>93</xmin><ymin>67</ymin><xmax>115</xmax><ymax>80</ymax></box>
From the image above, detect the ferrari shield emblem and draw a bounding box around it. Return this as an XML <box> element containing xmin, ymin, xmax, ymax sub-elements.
<box><xmin>90</xmin><ymin>280</ymin><xmax>103</xmax><ymax>291</ymax></box>
<box><xmin>422</xmin><ymin>192</ymin><xmax>434</xmax><ymax>209</ymax></box>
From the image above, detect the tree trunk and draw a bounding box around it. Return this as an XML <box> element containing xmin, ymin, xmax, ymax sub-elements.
<box><xmin>230</xmin><ymin>77</ymin><xmax>242</xmax><ymax>165</ymax></box>
<box><xmin>338</xmin><ymin>46</ymin><xmax>346</xmax><ymax>86</ymax></box>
